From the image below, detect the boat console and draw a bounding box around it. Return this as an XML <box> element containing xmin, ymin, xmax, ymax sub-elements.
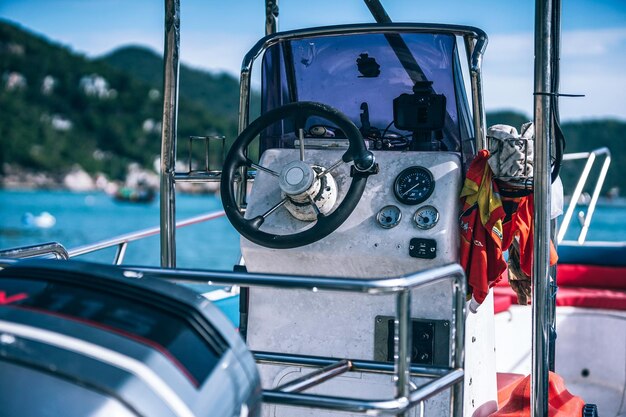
<box><xmin>220</xmin><ymin>25</ymin><xmax>497</xmax><ymax>416</ymax></box>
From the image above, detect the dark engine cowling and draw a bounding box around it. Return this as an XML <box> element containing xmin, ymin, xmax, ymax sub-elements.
<box><xmin>0</xmin><ymin>260</ymin><xmax>260</xmax><ymax>417</ymax></box>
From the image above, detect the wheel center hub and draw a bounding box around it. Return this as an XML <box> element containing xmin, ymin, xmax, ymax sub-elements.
<box><xmin>279</xmin><ymin>160</ymin><xmax>315</xmax><ymax>196</ymax></box>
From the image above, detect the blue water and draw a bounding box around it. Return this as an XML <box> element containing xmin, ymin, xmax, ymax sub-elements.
<box><xmin>0</xmin><ymin>190</ymin><xmax>240</xmax><ymax>269</ymax></box>
<box><xmin>559</xmin><ymin>204</ymin><xmax>626</xmax><ymax>242</ymax></box>
<box><xmin>2</xmin><ymin>190</ymin><xmax>625</xmax><ymax>258</ymax></box>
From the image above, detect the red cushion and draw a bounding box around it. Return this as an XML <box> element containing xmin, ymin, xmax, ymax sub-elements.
<box><xmin>494</xmin><ymin>294</ymin><xmax>513</xmax><ymax>314</ymax></box>
<box><xmin>492</xmin><ymin>283</ymin><xmax>626</xmax><ymax>311</ymax></box>
<box><xmin>556</xmin><ymin>287</ymin><xmax>626</xmax><ymax>310</ymax></box>
<box><xmin>493</xmin><ymin>286</ymin><xmax>518</xmax><ymax>303</ymax></box>
<box><xmin>558</xmin><ymin>264</ymin><xmax>626</xmax><ymax>290</ymax></box>
<box><xmin>488</xmin><ymin>265</ymin><xmax>626</xmax><ymax>311</ymax></box>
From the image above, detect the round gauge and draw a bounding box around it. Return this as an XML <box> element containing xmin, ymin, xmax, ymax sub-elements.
<box><xmin>413</xmin><ymin>205</ymin><xmax>439</xmax><ymax>230</ymax></box>
<box><xmin>393</xmin><ymin>166</ymin><xmax>435</xmax><ymax>205</ymax></box>
<box><xmin>376</xmin><ymin>205</ymin><xmax>402</xmax><ymax>229</ymax></box>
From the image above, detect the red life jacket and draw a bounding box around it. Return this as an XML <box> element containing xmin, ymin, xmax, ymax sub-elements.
<box><xmin>460</xmin><ymin>151</ymin><xmax>558</xmax><ymax>305</ymax></box>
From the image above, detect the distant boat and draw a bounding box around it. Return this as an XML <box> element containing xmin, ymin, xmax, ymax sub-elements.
<box><xmin>21</xmin><ymin>211</ymin><xmax>56</xmax><ymax>228</ymax></box>
<box><xmin>113</xmin><ymin>186</ymin><xmax>156</xmax><ymax>203</ymax></box>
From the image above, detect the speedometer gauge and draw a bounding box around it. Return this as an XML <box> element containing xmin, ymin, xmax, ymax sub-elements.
<box><xmin>393</xmin><ymin>166</ymin><xmax>435</xmax><ymax>205</ymax></box>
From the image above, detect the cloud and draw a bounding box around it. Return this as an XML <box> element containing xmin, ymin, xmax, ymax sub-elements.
<box><xmin>481</xmin><ymin>28</ymin><xmax>626</xmax><ymax>120</ymax></box>
<box><xmin>561</xmin><ymin>28</ymin><xmax>626</xmax><ymax>57</ymax></box>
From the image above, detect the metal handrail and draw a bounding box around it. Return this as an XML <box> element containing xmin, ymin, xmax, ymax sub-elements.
<box><xmin>126</xmin><ymin>263</ymin><xmax>466</xmax><ymax>417</ymax></box>
<box><xmin>0</xmin><ymin>242</ymin><xmax>69</xmax><ymax>260</ymax></box>
<box><xmin>557</xmin><ymin>147</ymin><xmax>611</xmax><ymax>244</ymax></box>
<box><xmin>0</xmin><ymin>211</ymin><xmax>226</xmax><ymax>266</ymax></box>
<box><xmin>67</xmin><ymin>210</ymin><xmax>226</xmax><ymax>264</ymax></box>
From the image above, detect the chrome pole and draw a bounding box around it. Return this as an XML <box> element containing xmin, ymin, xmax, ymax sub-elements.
<box><xmin>363</xmin><ymin>0</ymin><xmax>392</xmax><ymax>23</ymax></box>
<box><xmin>548</xmin><ymin>0</ymin><xmax>561</xmax><ymax>374</ymax></box>
<box><xmin>532</xmin><ymin>0</ymin><xmax>553</xmax><ymax>415</ymax></box>
<box><xmin>465</xmin><ymin>36</ymin><xmax>488</xmax><ymax>151</ymax></box>
<box><xmin>276</xmin><ymin>360</ymin><xmax>352</xmax><ymax>393</ymax></box>
<box><xmin>265</xmin><ymin>0</ymin><xmax>279</xmax><ymax>36</ymax></box>
<box><xmin>160</xmin><ymin>0</ymin><xmax>180</xmax><ymax>268</ymax></box>
<box><xmin>395</xmin><ymin>290</ymin><xmax>412</xmax><ymax>417</ymax></box>
<box><xmin>451</xmin><ymin>279</ymin><xmax>466</xmax><ymax>417</ymax></box>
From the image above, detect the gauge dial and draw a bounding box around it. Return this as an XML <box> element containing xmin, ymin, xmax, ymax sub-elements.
<box><xmin>393</xmin><ymin>166</ymin><xmax>435</xmax><ymax>205</ymax></box>
<box><xmin>376</xmin><ymin>205</ymin><xmax>402</xmax><ymax>229</ymax></box>
<box><xmin>413</xmin><ymin>205</ymin><xmax>439</xmax><ymax>230</ymax></box>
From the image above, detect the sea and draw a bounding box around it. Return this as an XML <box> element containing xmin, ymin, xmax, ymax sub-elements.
<box><xmin>0</xmin><ymin>190</ymin><xmax>240</xmax><ymax>269</ymax></box>
<box><xmin>1</xmin><ymin>189</ymin><xmax>626</xmax><ymax>324</ymax></box>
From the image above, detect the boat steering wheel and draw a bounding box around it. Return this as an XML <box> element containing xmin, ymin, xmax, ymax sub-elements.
<box><xmin>220</xmin><ymin>102</ymin><xmax>376</xmax><ymax>249</ymax></box>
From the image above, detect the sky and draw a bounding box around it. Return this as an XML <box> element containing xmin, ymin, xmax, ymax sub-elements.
<box><xmin>1</xmin><ymin>0</ymin><xmax>625</xmax><ymax>121</ymax></box>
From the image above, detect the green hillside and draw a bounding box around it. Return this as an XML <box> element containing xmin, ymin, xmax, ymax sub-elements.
<box><xmin>101</xmin><ymin>46</ymin><xmax>259</xmax><ymax>121</ymax></box>
<box><xmin>488</xmin><ymin>111</ymin><xmax>625</xmax><ymax>195</ymax></box>
<box><xmin>0</xmin><ymin>20</ymin><xmax>239</xmax><ymax>181</ymax></box>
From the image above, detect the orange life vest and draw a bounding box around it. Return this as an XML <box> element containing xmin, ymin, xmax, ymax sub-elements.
<box><xmin>460</xmin><ymin>150</ymin><xmax>558</xmax><ymax>305</ymax></box>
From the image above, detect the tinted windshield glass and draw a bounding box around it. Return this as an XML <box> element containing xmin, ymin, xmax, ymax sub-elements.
<box><xmin>261</xmin><ymin>31</ymin><xmax>462</xmax><ymax>152</ymax></box>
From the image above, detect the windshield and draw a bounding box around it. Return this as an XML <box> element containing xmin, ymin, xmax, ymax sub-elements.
<box><xmin>260</xmin><ymin>31</ymin><xmax>469</xmax><ymax>154</ymax></box>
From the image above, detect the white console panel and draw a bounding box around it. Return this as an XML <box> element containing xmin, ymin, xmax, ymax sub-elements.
<box><xmin>242</xmin><ymin>149</ymin><xmax>463</xmax><ymax>278</ymax></box>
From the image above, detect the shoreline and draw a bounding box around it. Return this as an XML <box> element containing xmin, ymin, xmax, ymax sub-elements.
<box><xmin>0</xmin><ymin>164</ymin><xmax>219</xmax><ymax>195</ymax></box>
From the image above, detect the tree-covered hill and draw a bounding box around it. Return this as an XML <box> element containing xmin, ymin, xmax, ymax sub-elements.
<box><xmin>0</xmin><ymin>20</ymin><xmax>239</xmax><ymax>181</ymax></box>
<box><xmin>488</xmin><ymin>111</ymin><xmax>626</xmax><ymax>195</ymax></box>
<box><xmin>101</xmin><ymin>46</ymin><xmax>257</xmax><ymax>121</ymax></box>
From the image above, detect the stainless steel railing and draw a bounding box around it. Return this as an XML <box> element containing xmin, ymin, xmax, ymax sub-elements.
<box><xmin>557</xmin><ymin>147</ymin><xmax>611</xmax><ymax>244</ymax></box>
<box><xmin>128</xmin><ymin>263</ymin><xmax>467</xmax><ymax>417</ymax></box>
<box><xmin>0</xmin><ymin>211</ymin><xmax>225</xmax><ymax>265</ymax></box>
<box><xmin>69</xmin><ymin>210</ymin><xmax>226</xmax><ymax>264</ymax></box>
<box><xmin>0</xmin><ymin>242</ymin><xmax>69</xmax><ymax>260</ymax></box>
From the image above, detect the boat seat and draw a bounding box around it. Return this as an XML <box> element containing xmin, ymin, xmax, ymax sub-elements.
<box><xmin>494</xmin><ymin>291</ymin><xmax>513</xmax><ymax>314</ymax></box>
<box><xmin>492</xmin><ymin>264</ymin><xmax>626</xmax><ymax>311</ymax></box>
<box><xmin>557</xmin><ymin>264</ymin><xmax>626</xmax><ymax>289</ymax></box>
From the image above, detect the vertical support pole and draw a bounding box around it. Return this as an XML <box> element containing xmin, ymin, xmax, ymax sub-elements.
<box><xmin>160</xmin><ymin>0</ymin><xmax>180</xmax><ymax>268</ymax></box>
<box><xmin>265</xmin><ymin>0</ymin><xmax>279</xmax><ymax>36</ymax></box>
<box><xmin>363</xmin><ymin>0</ymin><xmax>392</xmax><ymax>23</ymax></box>
<box><xmin>395</xmin><ymin>290</ymin><xmax>412</xmax><ymax>417</ymax></box>
<box><xmin>548</xmin><ymin>0</ymin><xmax>562</xmax><ymax>370</ymax></box>
<box><xmin>236</xmin><ymin>1</ymin><xmax>279</xmax><ymax>208</ymax></box>
<box><xmin>465</xmin><ymin>37</ymin><xmax>487</xmax><ymax>151</ymax></box>
<box><xmin>451</xmin><ymin>279</ymin><xmax>466</xmax><ymax>417</ymax></box>
<box><xmin>532</xmin><ymin>0</ymin><xmax>553</xmax><ymax>415</ymax></box>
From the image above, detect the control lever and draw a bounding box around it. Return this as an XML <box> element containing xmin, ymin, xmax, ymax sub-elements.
<box><xmin>360</xmin><ymin>102</ymin><xmax>371</xmax><ymax>133</ymax></box>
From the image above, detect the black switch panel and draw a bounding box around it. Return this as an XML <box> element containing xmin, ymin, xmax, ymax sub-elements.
<box><xmin>409</xmin><ymin>238</ymin><xmax>437</xmax><ymax>259</ymax></box>
<box><xmin>373</xmin><ymin>316</ymin><xmax>450</xmax><ymax>367</ymax></box>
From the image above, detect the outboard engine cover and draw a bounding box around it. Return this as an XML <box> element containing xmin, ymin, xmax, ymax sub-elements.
<box><xmin>0</xmin><ymin>260</ymin><xmax>261</xmax><ymax>417</ymax></box>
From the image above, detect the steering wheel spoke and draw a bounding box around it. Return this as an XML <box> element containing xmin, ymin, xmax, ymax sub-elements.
<box><xmin>262</xmin><ymin>197</ymin><xmax>289</xmax><ymax>219</ymax></box>
<box><xmin>316</xmin><ymin>158</ymin><xmax>345</xmax><ymax>179</ymax></box>
<box><xmin>248</xmin><ymin>160</ymin><xmax>280</xmax><ymax>177</ymax></box>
